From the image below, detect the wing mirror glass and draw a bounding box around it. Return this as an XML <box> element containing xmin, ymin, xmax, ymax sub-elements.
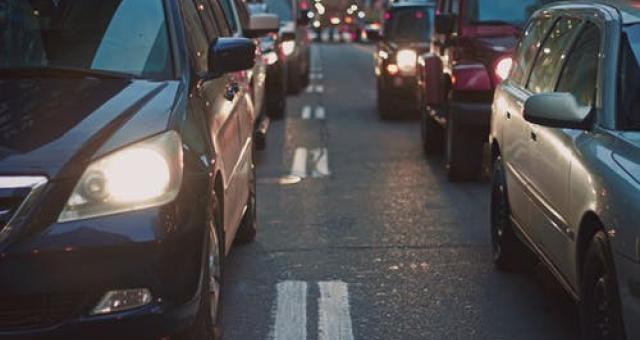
<box><xmin>207</xmin><ymin>38</ymin><xmax>256</xmax><ymax>79</ymax></box>
<box><xmin>523</xmin><ymin>92</ymin><xmax>592</xmax><ymax>130</ymax></box>
<box><xmin>247</xmin><ymin>13</ymin><xmax>280</xmax><ymax>38</ymax></box>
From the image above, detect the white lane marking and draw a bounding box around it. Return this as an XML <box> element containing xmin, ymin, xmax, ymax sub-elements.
<box><xmin>315</xmin><ymin>106</ymin><xmax>326</xmax><ymax>120</ymax></box>
<box><xmin>310</xmin><ymin>148</ymin><xmax>330</xmax><ymax>178</ymax></box>
<box><xmin>306</xmin><ymin>85</ymin><xmax>314</xmax><ymax>93</ymax></box>
<box><xmin>291</xmin><ymin>148</ymin><xmax>307</xmax><ymax>178</ymax></box>
<box><xmin>315</xmin><ymin>85</ymin><xmax>324</xmax><ymax>93</ymax></box>
<box><xmin>318</xmin><ymin>281</ymin><xmax>354</xmax><ymax>340</ymax></box>
<box><xmin>273</xmin><ymin>281</ymin><xmax>307</xmax><ymax>340</ymax></box>
<box><xmin>302</xmin><ymin>105</ymin><xmax>312</xmax><ymax>119</ymax></box>
<box><xmin>310</xmin><ymin>73</ymin><xmax>324</xmax><ymax>80</ymax></box>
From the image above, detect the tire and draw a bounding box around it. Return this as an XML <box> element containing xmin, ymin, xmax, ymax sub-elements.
<box><xmin>421</xmin><ymin>108</ymin><xmax>443</xmax><ymax>155</ymax></box>
<box><xmin>377</xmin><ymin>81</ymin><xmax>392</xmax><ymax>120</ymax></box>
<box><xmin>235</xmin><ymin>156</ymin><xmax>257</xmax><ymax>244</ymax></box>
<box><xmin>445</xmin><ymin>107</ymin><xmax>484</xmax><ymax>181</ymax></box>
<box><xmin>287</xmin><ymin>62</ymin><xmax>302</xmax><ymax>95</ymax></box>
<box><xmin>490</xmin><ymin>156</ymin><xmax>536</xmax><ymax>272</ymax></box>
<box><xmin>266</xmin><ymin>68</ymin><xmax>287</xmax><ymax>120</ymax></box>
<box><xmin>580</xmin><ymin>231</ymin><xmax>626</xmax><ymax>340</ymax></box>
<box><xmin>179</xmin><ymin>206</ymin><xmax>223</xmax><ymax>340</ymax></box>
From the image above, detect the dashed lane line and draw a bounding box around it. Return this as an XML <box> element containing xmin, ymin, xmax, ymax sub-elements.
<box><xmin>273</xmin><ymin>281</ymin><xmax>307</xmax><ymax>340</ymax></box>
<box><xmin>318</xmin><ymin>281</ymin><xmax>355</xmax><ymax>340</ymax></box>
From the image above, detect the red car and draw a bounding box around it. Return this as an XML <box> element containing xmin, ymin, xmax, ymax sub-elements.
<box><xmin>418</xmin><ymin>0</ymin><xmax>552</xmax><ymax>181</ymax></box>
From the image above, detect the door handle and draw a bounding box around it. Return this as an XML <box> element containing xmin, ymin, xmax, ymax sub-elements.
<box><xmin>530</xmin><ymin>131</ymin><xmax>537</xmax><ymax>141</ymax></box>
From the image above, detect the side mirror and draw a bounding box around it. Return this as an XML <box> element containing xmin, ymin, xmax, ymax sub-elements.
<box><xmin>298</xmin><ymin>10</ymin><xmax>311</xmax><ymax>26</ymax></box>
<box><xmin>523</xmin><ymin>92</ymin><xmax>592</xmax><ymax>129</ymax></box>
<box><xmin>366</xmin><ymin>28</ymin><xmax>382</xmax><ymax>42</ymax></box>
<box><xmin>208</xmin><ymin>38</ymin><xmax>256</xmax><ymax>78</ymax></box>
<box><xmin>435</xmin><ymin>13</ymin><xmax>455</xmax><ymax>35</ymax></box>
<box><xmin>246</xmin><ymin>13</ymin><xmax>280</xmax><ymax>38</ymax></box>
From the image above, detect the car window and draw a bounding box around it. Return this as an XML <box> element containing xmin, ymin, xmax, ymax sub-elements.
<box><xmin>194</xmin><ymin>0</ymin><xmax>220</xmax><ymax>40</ymax></box>
<box><xmin>510</xmin><ymin>16</ymin><xmax>553</xmax><ymax>86</ymax></box>
<box><xmin>450</xmin><ymin>0</ymin><xmax>459</xmax><ymax>15</ymax></box>
<box><xmin>220</xmin><ymin>0</ymin><xmax>239</xmax><ymax>33</ymax></box>
<box><xmin>265</xmin><ymin>0</ymin><xmax>293</xmax><ymax>22</ymax></box>
<box><xmin>233</xmin><ymin>0</ymin><xmax>250</xmax><ymax>30</ymax></box>
<box><xmin>556</xmin><ymin>23</ymin><xmax>599</xmax><ymax>109</ymax></box>
<box><xmin>209</xmin><ymin>0</ymin><xmax>233</xmax><ymax>36</ymax></box>
<box><xmin>180</xmin><ymin>0</ymin><xmax>211</xmax><ymax>73</ymax></box>
<box><xmin>384</xmin><ymin>7</ymin><xmax>435</xmax><ymax>43</ymax></box>
<box><xmin>618</xmin><ymin>24</ymin><xmax>640</xmax><ymax>129</ymax></box>
<box><xmin>464</xmin><ymin>0</ymin><xmax>551</xmax><ymax>28</ymax></box>
<box><xmin>527</xmin><ymin>17</ymin><xmax>582</xmax><ymax>94</ymax></box>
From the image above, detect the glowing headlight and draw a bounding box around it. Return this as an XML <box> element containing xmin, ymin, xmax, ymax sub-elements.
<box><xmin>263</xmin><ymin>51</ymin><xmax>279</xmax><ymax>65</ymax></box>
<box><xmin>396</xmin><ymin>49</ymin><xmax>417</xmax><ymax>74</ymax></box>
<box><xmin>59</xmin><ymin>131</ymin><xmax>183</xmax><ymax>222</ymax></box>
<box><xmin>282</xmin><ymin>40</ymin><xmax>296</xmax><ymax>56</ymax></box>
<box><xmin>495</xmin><ymin>57</ymin><xmax>513</xmax><ymax>81</ymax></box>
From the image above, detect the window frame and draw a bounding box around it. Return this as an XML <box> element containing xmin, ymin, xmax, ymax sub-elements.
<box><xmin>509</xmin><ymin>14</ymin><xmax>555</xmax><ymax>87</ymax></box>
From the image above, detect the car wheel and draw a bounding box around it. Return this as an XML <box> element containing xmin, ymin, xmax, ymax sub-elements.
<box><xmin>287</xmin><ymin>63</ymin><xmax>302</xmax><ymax>94</ymax></box>
<box><xmin>421</xmin><ymin>108</ymin><xmax>443</xmax><ymax>155</ymax></box>
<box><xmin>235</xmin><ymin>157</ymin><xmax>257</xmax><ymax>244</ymax></box>
<box><xmin>580</xmin><ymin>231</ymin><xmax>625</xmax><ymax>340</ymax></box>
<box><xmin>180</xmin><ymin>206</ymin><xmax>223</xmax><ymax>340</ymax></box>
<box><xmin>490</xmin><ymin>156</ymin><xmax>536</xmax><ymax>272</ymax></box>
<box><xmin>445</xmin><ymin>108</ymin><xmax>483</xmax><ymax>181</ymax></box>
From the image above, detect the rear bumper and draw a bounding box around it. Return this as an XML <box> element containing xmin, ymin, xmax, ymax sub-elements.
<box><xmin>379</xmin><ymin>75</ymin><xmax>419</xmax><ymax>107</ymax></box>
<box><xmin>449</xmin><ymin>99</ymin><xmax>492</xmax><ymax>127</ymax></box>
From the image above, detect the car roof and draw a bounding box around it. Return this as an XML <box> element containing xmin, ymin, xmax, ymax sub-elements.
<box><xmin>544</xmin><ymin>0</ymin><xmax>640</xmax><ymax>25</ymax></box>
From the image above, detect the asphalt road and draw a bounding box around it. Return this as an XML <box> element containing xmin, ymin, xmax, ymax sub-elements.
<box><xmin>220</xmin><ymin>43</ymin><xmax>579</xmax><ymax>340</ymax></box>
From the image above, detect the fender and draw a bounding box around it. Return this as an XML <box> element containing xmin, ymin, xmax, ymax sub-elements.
<box><xmin>451</xmin><ymin>63</ymin><xmax>492</xmax><ymax>92</ymax></box>
<box><xmin>420</xmin><ymin>53</ymin><xmax>445</xmax><ymax>106</ymax></box>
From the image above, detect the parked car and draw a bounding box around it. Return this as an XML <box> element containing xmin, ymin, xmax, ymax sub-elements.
<box><xmin>266</xmin><ymin>0</ymin><xmax>312</xmax><ymax>94</ymax></box>
<box><xmin>372</xmin><ymin>1</ymin><xmax>435</xmax><ymax>119</ymax></box>
<box><xmin>418</xmin><ymin>0</ymin><xmax>550</xmax><ymax>181</ymax></box>
<box><xmin>248</xmin><ymin>2</ymin><xmax>288</xmax><ymax>120</ymax></box>
<box><xmin>0</xmin><ymin>0</ymin><xmax>261</xmax><ymax>338</ymax></box>
<box><xmin>221</xmin><ymin>0</ymin><xmax>280</xmax><ymax>149</ymax></box>
<box><xmin>490</xmin><ymin>2</ymin><xmax>640</xmax><ymax>339</ymax></box>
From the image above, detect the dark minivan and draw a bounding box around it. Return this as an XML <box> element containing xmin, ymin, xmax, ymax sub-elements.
<box><xmin>0</xmin><ymin>0</ymin><xmax>267</xmax><ymax>338</ymax></box>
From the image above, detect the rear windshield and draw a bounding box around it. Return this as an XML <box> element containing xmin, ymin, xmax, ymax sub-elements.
<box><xmin>265</xmin><ymin>0</ymin><xmax>292</xmax><ymax>22</ymax></box>
<box><xmin>618</xmin><ymin>24</ymin><xmax>640</xmax><ymax>129</ymax></box>
<box><xmin>464</xmin><ymin>0</ymin><xmax>553</xmax><ymax>28</ymax></box>
<box><xmin>384</xmin><ymin>7</ymin><xmax>434</xmax><ymax>43</ymax></box>
<box><xmin>0</xmin><ymin>0</ymin><xmax>172</xmax><ymax>79</ymax></box>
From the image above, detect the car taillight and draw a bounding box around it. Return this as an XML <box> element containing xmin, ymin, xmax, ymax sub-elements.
<box><xmin>386</xmin><ymin>64</ymin><xmax>399</xmax><ymax>76</ymax></box>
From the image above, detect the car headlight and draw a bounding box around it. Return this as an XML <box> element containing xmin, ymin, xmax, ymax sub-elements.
<box><xmin>58</xmin><ymin>131</ymin><xmax>183</xmax><ymax>222</ymax></box>
<box><xmin>495</xmin><ymin>56</ymin><xmax>513</xmax><ymax>81</ymax></box>
<box><xmin>282</xmin><ymin>40</ymin><xmax>296</xmax><ymax>56</ymax></box>
<box><xmin>396</xmin><ymin>49</ymin><xmax>417</xmax><ymax>74</ymax></box>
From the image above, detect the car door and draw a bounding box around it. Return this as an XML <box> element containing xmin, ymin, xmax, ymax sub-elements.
<box><xmin>180</xmin><ymin>0</ymin><xmax>244</xmax><ymax>243</ymax></box>
<box><xmin>520</xmin><ymin>16</ymin><xmax>583</xmax><ymax>255</ymax></box>
<box><xmin>499</xmin><ymin>16</ymin><xmax>554</xmax><ymax>231</ymax></box>
<box><xmin>528</xmin><ymin>22</ymin><xmax>601</xmax><ymax>275</ymax></box>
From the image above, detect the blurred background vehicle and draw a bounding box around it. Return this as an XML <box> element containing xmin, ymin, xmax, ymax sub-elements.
<box><xmin>248</xmin><ymin>2</ymin><xmax>289</xmax><ymax>120</ymax></box>
<box><xmin>266</xmin><ymin>0</ymin><xmax>312</xmax><ymax>94</ymax></box>
<box><xmin>418</xmin><ymin>0</ymin><xmax>552</xmax><ymax>181</ymax></box>
<box><xmin>491</xmin><ymin>2</ymin><xmax>640</xmax><ymax>339</ymax></box>
<box><xmin>221</xmin><ymin>0</ymin><xmax>280</xmax><ymax>149</ymax></box>
<box><xmin>373</xmin><ymin>1</ymin><xmax>436</xmax><ymax>119</ymax></box>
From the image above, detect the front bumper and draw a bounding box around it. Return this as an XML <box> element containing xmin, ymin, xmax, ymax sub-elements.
<box><xmin>0</xmin><ymin>184</ymin><xmax>207</xmax><ymax>339</ymax></box>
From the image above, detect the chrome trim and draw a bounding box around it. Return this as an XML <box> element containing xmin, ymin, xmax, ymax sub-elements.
<box><xmin>0</xmin><ymin>176</ymin><xmax>48</xmax><ymax>245</ymax></box>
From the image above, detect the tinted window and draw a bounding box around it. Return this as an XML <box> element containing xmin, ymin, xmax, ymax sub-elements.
<box><xmin>464</xmin><ymin>0</ymin><xmax>553</xmax><ymax>27</ymax></box>
<box><xmin>510</xmin><ymin>16</ymin><xmax>553</xmax><ymax>85</ymax></box>
<box><xmin>384</xmin><ymin>7</ymin><xmax>435</xmax><ymax>43</ymax></box>
<box><xmin>180</xmin><ymin>0</ymin><xmax>210</xmax><ymax>72</ymax></box>
<box><xmin>618</xmin><ymin>24</ymin><xmax>640</xmax><ymax>129</ymax></box>
<box><xmin>556</xmin><ymin>23</ymin><xmax>599</xmax><ymax>108</ymax></box>
<box><xmin>220</xmin><ymin>0</ymin><xmax>238</xmax><ymax>32</ymax></box>
<box><xmin>528</xmin><ymin>17</ymin><xmax>581</xmax><ymax>94</ymax></box>
<box><xmin>0</xmin><ymin>0</ymin><xmax>172</xmax><ymax>78</ymax></box>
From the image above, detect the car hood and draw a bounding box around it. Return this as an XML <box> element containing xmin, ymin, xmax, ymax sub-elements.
<box><xmin>0</xmin><ymin>78</ymin><xmax>180</xmax><ymax>180</ymax></box>
<box><xmin>612</xmin><ymin>131</ymin><xmax>640</xmax><ymax>185</ymax></box>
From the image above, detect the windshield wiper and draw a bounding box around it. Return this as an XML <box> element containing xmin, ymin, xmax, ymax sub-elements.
<box><xmin>0</xmin><ymin>66</ymin><xmax>139</xmax><ymax>80</ymax></box>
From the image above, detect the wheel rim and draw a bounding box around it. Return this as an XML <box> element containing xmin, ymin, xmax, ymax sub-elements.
<box><xmin>591</xmin><ymin>270</ymin><xmax>614</xmax><ymax>339</ymax></box>
<box><xmin>208</xmin><ymin>220</ymin><xmax>221</xmax><ymax>322</ymax></box>
<box><xmin>490</xmin><ymin>177</ymin><xmax>506</xmax><ymax>262</ymax></box>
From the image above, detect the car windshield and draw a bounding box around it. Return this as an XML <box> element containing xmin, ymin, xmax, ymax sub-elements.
<box><xmin>384</xmin><ymin>7</ymin><xmax>434</xmax><ymax>43</ymax></box>
<box><xmin>265</xmin><ymin>0</ymin><xmax>292</xmax><ymax>22</ymax></box>
<box><xmin>618</xmin><ymin>24</ymin><xmax>640</xmax><ymax>129</ymax></box>
<box><xmin>464</xmin><ymin>0</ymin><xmax>552</xmax><ymax>27</ymax></box>
<box><xmin>0</xmin><ymin>0</ymin><xmax>172</xmax><ymax>79</ymax></box>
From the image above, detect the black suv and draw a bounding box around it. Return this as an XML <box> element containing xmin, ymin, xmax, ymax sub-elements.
<box><xmin>0</xmin><ymin>0</ymin><xmax>264</xmax><ymax>338</ymax></box>
<box><xmin>373</xmin><ymin>1</ymin><xmax>436</xmax><ymax>119</ymax></box>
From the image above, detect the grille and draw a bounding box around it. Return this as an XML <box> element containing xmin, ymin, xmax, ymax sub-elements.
<box><xmin>0</xmin><ymin>293</ymin><xmax>87</xmax><ymax>330</ymax></box>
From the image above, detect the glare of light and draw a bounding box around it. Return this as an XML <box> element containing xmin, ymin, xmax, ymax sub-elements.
<box><xmin>313</xmin><ymin>20</ymin><xmax>321</xmax><ymax>28</ymax></box>
<box><xmin>358</xmin><ymin>11</ymin><xmax>365</xmax><ymax>19</ymax></box>
<box><xmin>345</xmin><ymin>16</ymin><xmax>353</xmax><ymax>24</ymax></box>
<box><xmin>263</xmin><ymin>51</ymin><xmax>278</xmax><ymax>65</ymax></box>
<box><xmin>307</xmin><ymin>11</ymin><xmax>315</xmax><ymax>19</ymax></box>
<box><xmin>396</xmin><ymin>49</ymin><xmax>417</xmax><ymax>73</ymax></box>
<box><xmin>282</xmin><ymin>40</ymin><xmax>296</xmax><ymax>56</ymax></box>
<box><xmin>378</xmin><ymin>50</ymin><xmax>389</xmax><ymax>59</ymax></box>
<box><xmin>386</xmin><ymin>64</ymin><xmax>399</xmax><ymax>76</ymax></box>
<box><xmin>103</xmin><ymin>148</ymin><xmax>171</xmax><ymax>203</ymax></box>
<box><xmin>495</xmin><ymin>57</ymin><xmax>513</xmax><ymax>81</ymax></box>
<box><xmin>315</xmin><ymin>3</ymin><xmax>325</xmax><ymax>15</ymax></box>
<box><xmin>330</xmin><ymin>17</ymin><xmax>341</xmax><ymax>25</ymax></box>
